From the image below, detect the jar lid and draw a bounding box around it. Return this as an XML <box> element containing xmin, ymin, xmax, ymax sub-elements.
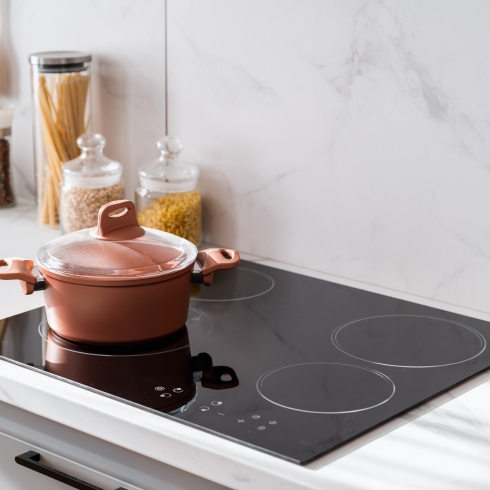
<box><xmin>62</xmin><ymin>133</ymin><xmax>122</xmax><ymax>188</ymax></box>
<box><xmin>29</xmin><ymin>51</ymin><xmax>91</xmax><ymax>65</ymax></box>
<box><xmin>37</xmin><ymin>200</ymin><xmax>197</xmax><ymax>283</ymax></box>
<box><xmin>138</xmin><ymin>136</ymin><xmax>198</xmax><ymax>193</ymax></box>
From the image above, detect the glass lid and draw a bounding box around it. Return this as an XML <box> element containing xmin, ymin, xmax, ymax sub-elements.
<box><xmin>37</xmin><ymin>200</ymin><xmax>197</xmax><ymax>281</ymax></box>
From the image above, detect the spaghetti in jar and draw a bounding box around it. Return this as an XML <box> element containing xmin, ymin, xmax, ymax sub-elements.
<box><xmin>29</xmin><ymin>51</ymin><xmax>92</xmax><ymax>228</ymax></box>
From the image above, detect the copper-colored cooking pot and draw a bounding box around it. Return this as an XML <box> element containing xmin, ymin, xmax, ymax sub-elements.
<box><xmin>0</xmin><ymin>200</ymin><xmax>240</xmax><ymax>345</ymax></box>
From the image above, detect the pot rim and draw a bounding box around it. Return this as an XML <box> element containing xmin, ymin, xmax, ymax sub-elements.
<box><xmin>38</xmin><ymin>261</ymin><xmax>195</xmax><ymax>287</ymax></box>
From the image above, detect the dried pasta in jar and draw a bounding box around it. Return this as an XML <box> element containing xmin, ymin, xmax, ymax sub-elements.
<box><xmin>135</xmin><ymin>137</ymin><xmax>202</xmax><ymax>245</ymax></box>
<box><xmin>29</xmin><ymin>51</ymin><xmax>92</xmax><ymax>227</ymax></box>
<box><xmin>137</xmin><ymin>191</ymin><xmax>201</xmax><ymax>245</ymax></box>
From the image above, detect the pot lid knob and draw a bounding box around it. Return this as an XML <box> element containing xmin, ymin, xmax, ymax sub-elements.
<box><xmin>90</xmin><ymin>200</ymin><xmax>145</xmax><ymax>241</ymax></box>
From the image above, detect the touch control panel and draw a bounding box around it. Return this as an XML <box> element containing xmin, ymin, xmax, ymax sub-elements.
<box><xmin>195</xmin><ymin>400</ymin><xmax>280</xmax><ymax>432</ymax></box>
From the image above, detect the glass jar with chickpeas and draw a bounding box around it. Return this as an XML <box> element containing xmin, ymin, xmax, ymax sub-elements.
<box><xmin>60</xmin><ymin>133</ymin><xmax>124</xmax><ymax>234</ymax></box>
<box><xmin>135</xmin><ymin>137</ymin><xmax>201</xmax><ymax>245</ymax></box>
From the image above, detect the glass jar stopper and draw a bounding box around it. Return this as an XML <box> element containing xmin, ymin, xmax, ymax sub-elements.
<box><xmin>158</xmin><ymin>136</ymin><xmax>184</xmax><ymax>160</ymax></box>
<box><xmin>138</xmin><ymin>136</ymin><xmax>198</xmax><ymax>193</ymax></box>
<box><xmin>62</xmin><ymin>133</ymin><xmax>122</xmax><ymax>188</ymax></box>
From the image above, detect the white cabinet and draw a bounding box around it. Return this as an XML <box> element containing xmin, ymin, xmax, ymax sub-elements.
<box><xmin>0</xmin><ymin>430</ymin><xmax>138</xmax><ymax>489</ymax></box>
<box><xmin>0</xmin><ymin>400</ymin><xmax>228</xmax><ymax>490</ymax></box>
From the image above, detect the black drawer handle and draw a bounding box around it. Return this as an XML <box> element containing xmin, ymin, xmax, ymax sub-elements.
<box><xmin>15</xmin><ymin>451</ymin><xmax>128</xmax><ymax>490</ymax></box>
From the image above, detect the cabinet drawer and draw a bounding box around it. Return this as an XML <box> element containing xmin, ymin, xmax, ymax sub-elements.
<box><xmin>0</xmin><ymin>429</ymin><xmax>141</xmax><ymax>490</ymax></box>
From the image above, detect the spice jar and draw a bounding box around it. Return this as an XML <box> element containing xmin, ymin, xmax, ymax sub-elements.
<box><xmin>29</xmin><ymin>51</ymin><xmax>92</xmax><ymax>227</ymax></box>
<box><xmin>0</xmin><ymin>108</ymin><xmax>15</xmax><ymax>208</ymax></box>
<box><xmin>60</xmin><ymin>133</ymin><xmax>124</xmax><ymax>234</ymax></box>
<box><xmin>135</xmin><ymin>137</ymin><xmax>201</xmax><ymax>245</ymax></box>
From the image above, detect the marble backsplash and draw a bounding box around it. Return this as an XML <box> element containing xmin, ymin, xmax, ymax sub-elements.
<box><xmin>4</xmin><ymin>0</ymin><xmax>490</xmax><ymax>316</ymax></box>
<box><xmin>3</xmin><ymin>0</ymin><xmax>166</xmax><ymax>200</ymax></box>
<box><xmin>167</xmin><ymin>0</ymin><xmax>490</xmax><ymax>314</ymax></box>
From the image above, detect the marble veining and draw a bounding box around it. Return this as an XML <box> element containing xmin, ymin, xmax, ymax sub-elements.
<box><xmin>167</xmin><ymin>0</ymin><xmax>490</xmax><ymax>315</ymax></box>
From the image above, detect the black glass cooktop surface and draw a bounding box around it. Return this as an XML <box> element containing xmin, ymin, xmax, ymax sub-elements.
<box><xmin>1</xmin><ymin>260</ymin><xmax>490</xmax><ymax>465</ymax></box>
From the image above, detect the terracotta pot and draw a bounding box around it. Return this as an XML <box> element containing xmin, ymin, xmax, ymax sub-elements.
<box><xmin>0</xmin><ymin>200</ymin><xmax>239</xmax><ymax>344</ymax></box>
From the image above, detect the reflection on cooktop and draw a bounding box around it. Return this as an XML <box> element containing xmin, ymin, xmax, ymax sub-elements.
<box><xmin>191</xmin><ymin>267</ymin><xmax>274</xmax><ymax>301</ymax></box>
<box><xmin>332</xmin><ymin>315</ymin><xmax>487</xmax><ymax>368</ymax></box>
<box><xmin>42</xmin><ymin>320</ymin><xmax>238</xmax><ymax>414</ymax></box>
<box><xmin>256</xmin><ymin>362</ymin><xmax>395</xmax><ymax>413</ymax></box>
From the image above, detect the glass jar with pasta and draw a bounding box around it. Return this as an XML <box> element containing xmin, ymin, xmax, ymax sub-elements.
<box><xmin>29</xmin><ymin>51</ymin><xmax>92</xmax><ymax>228</ymax></box>
<box><xmin>135</xmin><ymin>137</ymin><xmax>201</xmax><ymax>245</ymax></box>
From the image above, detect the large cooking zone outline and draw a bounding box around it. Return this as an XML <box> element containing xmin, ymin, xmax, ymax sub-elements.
<box><xmin>331</xmin><ymin>314</ymin><xmax>487</xmax><ymax>368</ymax></box>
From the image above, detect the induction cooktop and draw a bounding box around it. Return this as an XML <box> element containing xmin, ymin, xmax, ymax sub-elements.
<box><xmin>1</xmin><ymin>260</ymin><xmax>490</xmax><ymax>465</ymax></box>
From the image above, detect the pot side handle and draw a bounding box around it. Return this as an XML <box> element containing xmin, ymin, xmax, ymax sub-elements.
<box><xmin>0</xmin><ymin>258</ymin><xmax>37</xmax><ymax>295</ymax></box>
<box><xmin>195</xmin><ymin>248</ymin><xmax>240</xmax><ymax>286</ymax></box>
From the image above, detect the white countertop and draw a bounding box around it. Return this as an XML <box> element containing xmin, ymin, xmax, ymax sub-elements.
<box><xmin>1</xmin><ymin>199</ymin><xmax>490</xmax><ymax>490</ymax></box>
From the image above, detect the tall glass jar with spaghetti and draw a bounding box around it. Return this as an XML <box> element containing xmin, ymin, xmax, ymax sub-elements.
<box><xmin>29</xmin><ymin>51</ymin><xmax>92</xmax><ymax>228</ymax></box>
<box><xmin>135</xmin><ymin>136</ymin><xmax>201</xmax><ymax>245</ymax></box>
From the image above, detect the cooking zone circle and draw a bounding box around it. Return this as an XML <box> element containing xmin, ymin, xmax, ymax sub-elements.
<box><xmin>332</xmin><ymin>315</ymin><xmax>487</xmax><ymax>368</ymax></box>
<box><xmin>191</xmin><ymin>267</ymin><xmax>274</xmax><ymax>302</ymax></box>
<box><xmin>38</xmin><ymin>307</ymin><xmax>213</xmax><ymax>356</ymax></box>
<box><xmin>256</xmin><ymin>363</ymin><xmax>395</xmax><ymax>414</ymax></box>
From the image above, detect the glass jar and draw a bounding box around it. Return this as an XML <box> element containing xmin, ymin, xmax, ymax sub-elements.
<box><xmin>135</xmin><ymin>137</ymin><xmax>201</xmax><ymax>245</ymax></box>
<box><xmin>29</xmin><ymin>51</ymin><xmax>92</xmax><ymax>227</ymax></box>
<box><xmin>0</xmin><ymin>108</ymin><xmax>15</xmax><ymax>208</ymax></box>
<box><xmin>60</xmin><ymin>133</ymin><xmax>124</xmax><ymax>234</ymax></box>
